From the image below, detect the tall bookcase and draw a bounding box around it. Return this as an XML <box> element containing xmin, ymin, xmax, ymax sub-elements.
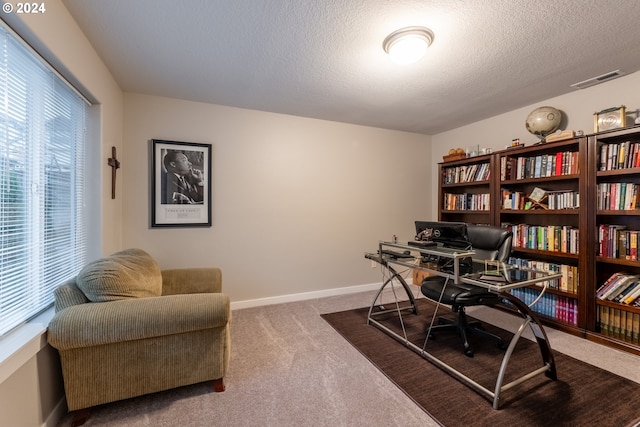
<box><xmin>587</xmin><ymin>126</ymin><xmax>640</xmax><ymax>354</ymax></box>
<box><xmin>437</xmin><ymin>126</ymin><xmax>640</xmax><ymax>355</ymax></box>
<box><xmin>496</xmin><ymin>137</ymin><xmax>587</xmax><ymax>334</ymax></box>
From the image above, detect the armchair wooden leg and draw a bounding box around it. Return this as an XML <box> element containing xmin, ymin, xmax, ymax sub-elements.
<box><xmin>212</xmin><ymin>378</ymin><xmax>225</xmax><ymax>392</ymax></box>
<box><xmin>71</xmin><ymin>408</ymin><xmax>90</xmax><ymax>426</ymax></box>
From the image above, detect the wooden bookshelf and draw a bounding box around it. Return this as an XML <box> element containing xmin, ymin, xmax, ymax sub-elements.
<box><xmin>588</xmin><ymin>126</ymin><xmax>640</xmax><ymax>354</ymax></box>
<box><xmin>437</xmin><ymin>127</ymin><xmax>640</xmax><ymax>355</ymax></box>
<box><xmin>438</xmin><ymin>152</ymin><xmax>497</xmax><ymax>225</ymax></box>
<box><xmin>497</xmin><ymin>137</ymin><xmax>586</xmax><ymax>334</ymax></box>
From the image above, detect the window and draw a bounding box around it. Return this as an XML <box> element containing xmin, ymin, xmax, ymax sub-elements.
<box><xmin>0</xmin><ymin>24</ymin><xmax>89</xmax><ymax>336</ymax></box>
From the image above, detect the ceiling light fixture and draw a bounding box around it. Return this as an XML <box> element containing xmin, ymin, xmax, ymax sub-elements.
<box><xmin>383</xmin><ymin>26</ymin><xmax>434</xmax><ymax>65</ymax></box>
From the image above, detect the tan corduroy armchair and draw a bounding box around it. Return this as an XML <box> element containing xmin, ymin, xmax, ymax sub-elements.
<box><xmin>47</xmin><ymin>249</ymin><xmax>230</xmax><ymax>425</ymax></box>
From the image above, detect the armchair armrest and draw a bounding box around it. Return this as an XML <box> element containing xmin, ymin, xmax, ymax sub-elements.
<box><xmin>161</xmin><ymin>268</ymin><xmax>222</xmax><ymax>295</ymax></box>
<box><xmin>54</xmin><ymin>281</ymin><xmax>89</xmax><ymax>312</ymax></box>
<box><xmin>48</xmin><ymin>293</ymin><xmax>230</xmax><ymax>351</ymax></box>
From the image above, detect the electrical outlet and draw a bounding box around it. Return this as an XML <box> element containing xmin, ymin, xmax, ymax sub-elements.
<box><xmin>371</xmin><ymin>260</ymin><xmax>377</xmax><ymax>268</ymax></box>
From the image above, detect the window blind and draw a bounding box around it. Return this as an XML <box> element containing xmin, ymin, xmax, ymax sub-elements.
<box><xmin>0</xmin><ymin>25</ymin><xmax>89</xmax><ymax>336</ymax></box>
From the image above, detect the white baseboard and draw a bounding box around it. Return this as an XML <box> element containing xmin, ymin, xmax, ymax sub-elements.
<box><xmin>230</xmin><ymin>282</ymin><xmax>383</xmax><ymax>310</ymax></box>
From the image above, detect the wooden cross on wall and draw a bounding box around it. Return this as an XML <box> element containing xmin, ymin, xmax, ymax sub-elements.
<box><xmin>107</xmin><ymin>146</ymin><xmax>120</xmax><ymax>199</ymax></box>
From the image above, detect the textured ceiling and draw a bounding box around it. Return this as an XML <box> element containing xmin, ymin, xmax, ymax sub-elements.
<box><xmin>62</xmin><ymin>0</ymin><xmax>640</xmax><ymax>135</ymax></box>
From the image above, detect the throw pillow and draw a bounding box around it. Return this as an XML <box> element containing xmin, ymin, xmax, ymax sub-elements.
<box><xmin>76</xmin><ymin>248</ymin><xmax>162</xmax><ymax>302</ymax></box>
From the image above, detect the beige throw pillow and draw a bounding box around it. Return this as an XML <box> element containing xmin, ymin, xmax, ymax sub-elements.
<box><xmin>76</xmin><ymin>248</ymin><xmax>162</xmax><ymax>302</ymax></box>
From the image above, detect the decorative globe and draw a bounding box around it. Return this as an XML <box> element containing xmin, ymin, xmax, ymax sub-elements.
<box><xmin>525</xmin><ymin>106</ymin><xmax>562</xmax><ymax>139</ymax></box>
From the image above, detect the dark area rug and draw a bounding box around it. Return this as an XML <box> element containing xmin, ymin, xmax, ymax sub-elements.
<box><xmin>321</xmin><ymin>299</ymin><xmax>640</xmax><ymax>427</ymax></box>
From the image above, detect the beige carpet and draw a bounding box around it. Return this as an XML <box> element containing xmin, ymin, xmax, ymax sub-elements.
<box><xmin>56</xmin><ymin>287</ymin><xmax>640</xmax><ymax>426</ymax></box>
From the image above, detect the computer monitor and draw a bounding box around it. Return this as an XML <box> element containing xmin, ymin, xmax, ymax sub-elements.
<box><xmin>414</xmin><ymin>221</ymin><xmax>470</xmax><ymax>249</ymax></box>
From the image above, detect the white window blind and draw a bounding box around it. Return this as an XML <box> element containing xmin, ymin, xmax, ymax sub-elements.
<box><xmin>0</xmin><ymin>24</ymin><xmax>89</xmax><ymax>336</ymax></box>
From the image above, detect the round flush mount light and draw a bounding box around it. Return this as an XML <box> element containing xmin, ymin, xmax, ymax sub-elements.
<box><xmin>383</xmin><ymin>26</ymin><xmax>434</xmax><ymax>65</ymax></box>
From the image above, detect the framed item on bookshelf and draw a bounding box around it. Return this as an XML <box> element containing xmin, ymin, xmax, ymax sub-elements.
<box><xmin>525</xmin><ymin>187</ymin><xmax>548</xmax><ymax>210</ymax></box>
<box><xmin>594</xmin><ymin>106</ymin><xmax>626</xmax><ymax>132</ymax></box>
<box><xmin>529</xmin><ymin>187</ymin><xmax>547</xmax><ymax>203</ymax></box>
<box><xmin>151</xmin><ymin>139</ymin><xmax>212</xmax><ymax>228</ymax></box>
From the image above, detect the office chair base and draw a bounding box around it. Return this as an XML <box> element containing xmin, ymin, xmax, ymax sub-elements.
<box><xmin>426</xmin><ymin>315</ymin><xmax>505</xmax><ymax>357</ymax></box>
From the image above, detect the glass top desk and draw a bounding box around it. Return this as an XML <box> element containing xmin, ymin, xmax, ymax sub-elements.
<box><xmin>364</xmin><ymin>240</ymin><xmax>562</xmax><ymax>409</ymax></box>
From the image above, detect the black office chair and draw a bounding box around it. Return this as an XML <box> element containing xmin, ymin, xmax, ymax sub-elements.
<box><xmin>420</xmin><ymin>224</ymin><xmax>513</xmax><ymax>357</ymax></box>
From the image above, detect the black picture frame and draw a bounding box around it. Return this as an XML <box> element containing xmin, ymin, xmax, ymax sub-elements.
<box><xmin>151</xmin><ymin>139</ymin><xmax>212</xmax><ymax>228</ymax></box>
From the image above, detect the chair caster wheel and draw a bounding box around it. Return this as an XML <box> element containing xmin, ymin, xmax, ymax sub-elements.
<box><xmin>497</xmin><ymin>342</ymin><xmax>505</xmax><ymax>350</ymax></box>
<box><xmin>465</xmin><ymin>349</ymin><xmax>474</xmax><ymax>357</ymax></box>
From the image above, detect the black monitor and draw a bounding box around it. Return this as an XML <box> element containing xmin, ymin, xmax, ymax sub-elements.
<box><xmin>414</xmin><ymin>221</ymin><xmax>470</xmax><ymax>249</ymax></box>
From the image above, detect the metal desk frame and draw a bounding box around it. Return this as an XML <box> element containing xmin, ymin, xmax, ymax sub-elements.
<box><xmin>365</xmin><ymin>241</ymin><xmax>562</xmax><ymax>409</ymax></box>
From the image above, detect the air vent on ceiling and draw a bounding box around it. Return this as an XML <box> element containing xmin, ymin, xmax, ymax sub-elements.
<box><xmin>570</xmin><ymin>70</ymin><xmax>626</xmax><ymax>89</ymax></box>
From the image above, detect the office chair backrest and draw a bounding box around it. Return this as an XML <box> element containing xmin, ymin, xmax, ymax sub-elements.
<box><xmin>466</xmin><ymin>224</ymin><xmax>513</xmax><ymax>262</ymax></box>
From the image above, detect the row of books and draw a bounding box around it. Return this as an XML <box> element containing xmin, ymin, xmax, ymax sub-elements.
<box><xmin>508</xmin><ymin>257</ymin><xmax>579</xmax><ymax>294</ymax></box>
<box><xmin>546</xmin><ymin>190</ymin><xmax>580</xmax><ymax>210</ymax></box>
<box><xmin>598</xmin><ymin>140</ymin><xmax>640</xmax><ymax>171</ymax></box>
<box><xmin>596</xmin><ymin>272</ymin><xmax>640</xmax><ymax>305</ymax></box>
<box><xmin>442</xmin><ymin>162</ymin><xmax>490</xmax><ymax>184</ymax></box>
<box><xmin>443</xmin><ymin>193</ymin><xmax>490</xmax><ymax>211</ymax></box>
<box><xmin>504</xmin><ymin>223</ymin><xmax>579</xmax><ymax>254</ymax></box>
<box><xmin>500</xmin><ymin>151</ymin><xmax>579</xmax><ymax>181</ymax></box>
<box><xmin>500</xmin><ymin>190</ymin><xmax>527</xmax><ymax>210</ymax></box>
<box><xmin>596</xmin><ymin>182</ymin><xmax>638</xmax><ymax>210</ymax></box>
<box><xmin>507</xmin><ymin>287</ymin><xmax>578</xmax><ymax>325</ymax></box>
<box><xmin>597</xmin><ymin>306</ymin><xmax>640</xmax><ymax>343</ymax></box>
<box><xmin>597</xmin><ymin>225</ymin><xmax>639</xmax><ymax>260</ymax></box>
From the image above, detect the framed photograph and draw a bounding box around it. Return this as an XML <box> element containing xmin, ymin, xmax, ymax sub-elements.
<box><xmin>594</xmin><ymin>105</ymin><xmax>626</xmax><ymax>132</ymax></box>
<box><xmin>151</xmin><ymin>139</ymin><xmax>212</xmax><ymax>228</ymax></box>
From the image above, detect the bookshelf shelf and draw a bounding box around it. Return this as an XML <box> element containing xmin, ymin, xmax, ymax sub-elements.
<box><xmin>597</xmin><ymin>167</ymin><xmax>640</xmax><ymax>177</ymax></box>
<box><xmin>500</xmin><ymin>209</ymin><xmax>579</xmax><ymax>215</ymax></box>
<box><xmin>597</xmin><ymin>210</ymin><xmax>640</xmax><ymax>216</ymax></box>
<box><xmin>442</xmin><ymin>180</ymin><xmax>490</xmax><ymax>188</ymax></box>
<box><xmin>511</xmin><ymin>247</ymin><xmax>580</xmax><ymax>259</ymax></box>
<box><xmin>501</xmin><ymin>174</ymin><xmax>580</xmax><ymax>185</ymax></box>
<box><xmin>440</xmin><ymin>210</ymin><xmax>491</xmax><ymax>215</ymax></box>
<box><xmin>596</xmin><ymin>257</ymin><xmax>640</xmax><ymax>267</ymax></box>
<box><xmin>596</xmin><ymin>299</ymin><xmax>640</xmax><ymax>314</ymax></box>
<box><xmin>544</xmin><ymin>287</ymin><xmax>579</xmax><ymax>298</ymax></box>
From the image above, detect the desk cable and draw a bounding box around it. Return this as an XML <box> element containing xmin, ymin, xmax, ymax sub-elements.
<box><xmin>526</xmin><ymin>280</ymin><xmax>549</xmax><ymax>308</ymax></box>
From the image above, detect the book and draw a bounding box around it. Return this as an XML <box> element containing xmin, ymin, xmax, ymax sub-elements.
<box><xmin>614</xmin><ymin>280</ymin><xmax>640</xmax><ymax>302</ymax></box>
<box><xmin>630</xmin><ymin>231</ymin><xmax>638</xmax><ymax>261</ymax></box>
<box><xmin>622</xmin><ymin>283</ymin><xmax>640</xmax><ymax>305</ymax></box>
<box><xmin>597</xmin><ymin>272</ymin><xmax>625</xmax><ymax>298</ymax></box>
<box><xmin>605</xmin><ymin>275</ymin><xmax>639</xmax><ymax>300</ymax></box>
<box><xmin>599</xmin><ymin>144</ymin><xmax>608</xmax><ymax>171</ymax></box>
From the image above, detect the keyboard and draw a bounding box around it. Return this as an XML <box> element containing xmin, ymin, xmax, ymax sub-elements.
<box><xmin>380</xmin><ymin>250</ymin><xmax>414</xmax><ymax>259</ymax></box>
<box><xmin>407</xmin><ymin>240</ymin><xmax>437</xmax><ymax>248</ymax></box>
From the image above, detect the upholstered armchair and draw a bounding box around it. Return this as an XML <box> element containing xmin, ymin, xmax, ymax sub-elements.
<box><xmin>47</xmin><ymin>249</ymin><xmax>231</xmax><ymax>425</ymax></box>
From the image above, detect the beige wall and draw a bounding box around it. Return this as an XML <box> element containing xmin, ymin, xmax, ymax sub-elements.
<box><xmin>0</xmin><ymin>343</ymin><xmax>64</xmax><ymax>427</ymax></box>
<box><xmin>122</xmin><ymin>93</ymin><xmax>432</xmax><ymax>303</ymax></box>
<box><xmin>0</xmin><ymin>1</ymin><xmax>123</xmax><ymax>426</ymax></box>
<box><xmin>430</xmin><ymin>71</ymin><xmax>640</xmax><ymax>218</ymax></box>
